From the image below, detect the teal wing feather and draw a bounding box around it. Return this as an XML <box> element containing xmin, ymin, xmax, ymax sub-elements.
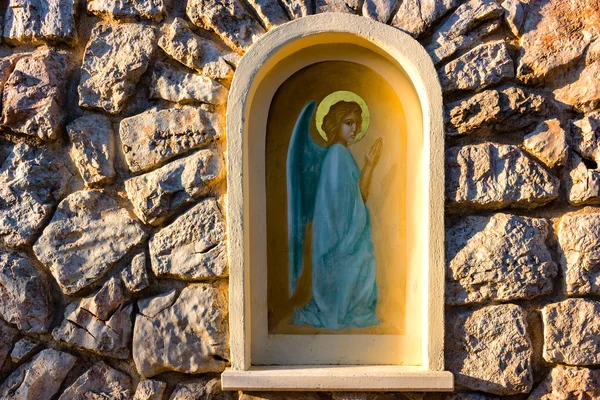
<box><xmin>287</xmin><ymin>101</ymin><xmax>327</xmax><ymax>295</ymax></box>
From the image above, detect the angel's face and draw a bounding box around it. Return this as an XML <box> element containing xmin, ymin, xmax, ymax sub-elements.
<box><xmin>338</xmin><ymin>112</ymin><xmax>360</xmax><ymax>145</ymax></box>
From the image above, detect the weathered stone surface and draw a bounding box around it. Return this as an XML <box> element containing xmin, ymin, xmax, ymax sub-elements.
<box><xmin>281</xmin><ymin>0</ymin><xmax>312</xmax><ymax>18</ymax></box>
<box><xmin>2</xmin><ymin>51</ymin><xmax>66</xmax><ymax>141</ymax></box>
<box><xmin>426</xmin><ymin>0</ymin><xmax>503</xmax><ymax>64</ymax></box>
<box><xmin>138</xmin><ymin>288</ymin><xmax>177</xmax><ymax>318</ymax></box>
<box><xmin>316</xmin><ymin>0</ymin><xmax>362</xmax><ymax>14</ymax></box>
<box><xmin>170</xmin><ymin>378</ymin><xmax>234</xmax><ymax>400</ymax></box>
<box><xmin>439</xmin><ymin>41</ymin><xmax>514</xmax><ymax>92</ymax></box>
<box><xmin>158</xmin><ymin>18</ymin><xmax>234</xmax><ymax>80</ymax></box>
<box><xmin>446</xmin><ymin>213</ymin><xmax>556</xmax><ymax>305</ymax></box>
<box><xmin>527</xmin><ymin>365</ymin><xmax>600</xmax><ymax>400</ymax></box>
<box><xmin>241</xmin><ymin>394</ymin><xmax>321</xmax><ymax>400</ymax></box>
<box><xmin>0</xmin><ymin>349</ymin><xmax>76</xmax><ymax>400</ymax></box>
<box><xmin>446</xmin><ymin>395</ymin><xmax>498</xmax><ymax>400</ymax></box>
<box><xmin>125</xmin><ymin>149</ymin><xmax>224</xmax><ymax>226</ymax></box>
<box><xmin>523</xmin><ymin>119</ymin><xmax>568</xmax><ymax>168</ymax></box>
<box><xmin>33</xmin><ymin>190</ymin><xmax>146</xmax><ymax>295</ymax></box>
<box><xmin>67</xmin><ymin>114</ymin><xmax>115</xmax><ymax>187</ymax></box>
<box><xmin>571</xmin><ymin>112</ymin><xmax>600</xmax><ymax>161</ymax></box>
<box><xmin>150</xmin><ymin>198</ymin><xmax>227</xmax><ymax>280</ymax></box>
<box><xmin>332</xmin><ymin>393</ymin><xmax>417</xmax><ymax>400</ymax></box>
<box><xmin>446</xmin><ymin>86</ymin><xmax>547</xmax><ymax>136</ymax></box>
<box><xmin>501</xmin><ymin>0</ymin><xmax>525</xmax><ymax>37</ymax></box>
<box><xmin>553</xmin><ymin>58</ymin><xmax>600</xmax><ymax>113</ymax></box>
<box><xmin>446</xmin><ymin>143</ymin><xmax>559</xmax><ymax>209</ymax></box>
<box><xmin>9</xmin><ymin>337</ymin><xmax>40</xmax><ymax>364</ymax></box>
<box><xmin>59</xmin><ymin>362</ymin><xmax>133</xmax><ymax>400</ymax></box>
<box><xmin>517</xmin><ymin>0</ymin><xmax>600</xmax><ymax>83</ymax></box>
<box><xmin>0</xmin><ymin>55</ymin><xmax>24</xmax><ymax>99</ymax></box>
<box><xmin>557</xmin><ymin>212</ymin><xmax>600</xmax><ymax>295</ymax></box>
<box><xmin>362</xmin><ymin>0</ymin><xmax>399</xmax><ymax>23</ymax></box>
<box><xmin>542</xmin><ymin>299</ymin><xmax>600</xmax><ymax>365</ymax></box>
<box><xmin>133</xmin><ymin>284</ymin><xmax>229</xmax><ymax>377</ymax></box>
<box><xmin>0</xmin><ymin>319</ymin><xmax>17</xmax><ymax>367</ymax></box>
<box><xmin>88</xmin><ymin>0</ymin><xmax>166</xmax><ymax>21</ymax></box>
<box><xmin>565</xmin><ymin>154</ymin><xmax>600</xmax><ymax>206</ymax></box>
<box><xmin>53</xmin><ymin>301</ymin><xmax>133</xmax><ymax>359</ymax></box>
<box><xmin>390</xmin><ymin>0</ymin><xmax>460</xmax><ymax>37</ymax></box>
<box><xmin>247</xmin><ymin>0</ymin><xmax>289</xmax><ymax>28</ymax></box>
<box><xmin>150</xmin><ymin>62</ymin><xmax>228</xmax><ymax>105</ymax></box>
<box><xmin>0</xmin><ymin>143</ymin><xmax>71</xmax><ymax>248</ymax></box>
<box><xmin>78</xmin><ymin>23</ymin><xmax>156</xmax><ymax>114</ymax></box>
<box><xmin>120</xmin><ymin>105</ymin><xmax>222</xmax><ymax>173</ymax></box>
<box><xmin>0</xmin><ymin>251</ymin><xmax>52</xmax><ymax>333</ymax></box>
<box><xmin>186</xmin><ymin>0</ymin><xmax>265</xmax><ymax>53</ymax></box>
<box><xmin>133</xmin><ymin>379</ymin><xmax>167</xmax><ymax>400</ymax></box>
<box><xmin>121</xmin><ymin>252</ymin><xmax>149</xmax><ymax>293</ymax></box>
<box><xmin>79</xmin><ymin>276</ymin><xmax>126</xmax><ymax>321</ymax></box>
<box><xmin>3</xmin><ymin>0</ymin><xmax>76</xmax><ymax>45</ymax></box>
<box><xmin>447</xmin><ymin>304</ymin><xmax>532</xmax><ymax>395</ymax></box>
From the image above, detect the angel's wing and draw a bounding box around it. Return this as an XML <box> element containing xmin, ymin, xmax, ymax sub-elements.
<box><xmin>287</xmin><ymin>101</ymin><xmax>327</xmax><ymax>295</ymax></box>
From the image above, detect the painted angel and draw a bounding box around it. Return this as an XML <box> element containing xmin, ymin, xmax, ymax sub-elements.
<box><xmin>287</xmin><ymin>91</ymin><xmax>383</xmax><ymax>330</ymax></box>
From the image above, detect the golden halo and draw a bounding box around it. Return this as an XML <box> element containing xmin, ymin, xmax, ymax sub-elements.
<box><xmin>316</xmin><ymin>90</ymin><xmax>370</xmax><ymax>143</ymax></box>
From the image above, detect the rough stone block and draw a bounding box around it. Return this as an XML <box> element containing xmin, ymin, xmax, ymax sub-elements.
<box><xmin>88</xmin><ymin>0</ymin><xmax>166</xmax><ymax>21</ymax></box>
<box><xmin>527</xmin><ymin>365</ymin><xmax>600</xmax><ymax>400</ymax></box>
<box><xmin>9</xmin><ymin>337</ymin><xmax>40</xmax><ymax>364</ymax></box>
<box><xmin>446</xmin><ymin>213</ymin><xmax>556</xmax><ymax>305</ymax></box>
<box><xmin>446</xmin><ymin>143</ymin><xmax>559</xmax><ymax>210</ymax></box>
<box><xmin>133</xmin><ymin>284</ymin><xmax>229</xmax><ymax>377</ymax></box>
<box><xmin>554</xmin><ymin>58</ymin><xmax>600</xmax><ymax>113</ymax></box>
<box><xmin>133</xmin><ymin>379</ymin><xmax>167</xmax><ymax>400</ymax></box>
<box><xmin>247</xmin><ymin>0</ymin><xmax>289</xmax><ymax>28</ymax></box>
<box><xmin>0</xmin><ymin>319</ymin><xmax>17</xmax><ymax>368</ymax></box>
<box><xmin>315</xmin><ymin>0</ymin><xmax>362</xmax><ymax>13</ymax></box>
<box><xmin>79</xmin><ymin>276</ymin><xmax>126</xmax><ymax>321</ymax></box>
<box><xmin>446</xmin><ymin>304</ymin><xmax>533</xmax><ymax>395</ymax></box>
<box><xmin>281</xmin><ymin>0</ymin><xmax>312</xmax><ymax>18</ymax></box>
<box><xmin>33</xmin><ymin>190</ymin><xmax>146</xmax><ymax>295</ymax></box>
<box><xmin>58</xmin><ymin>362</ymin><xmax>133</xmax><ymax>399</ymax></box>
<box><xmin>523</xmin><ymin>119</ymin><xmax>568</xmax><ymax>168</ymax></box>
<box><xmin>121</xmin><ymin>252</ymin><xmax>149</xmax><ymax>293</ymax></box>
<box><xmin>565</xmin><ymin>154</ymin><xmax>600</xmax><ymax>206</ymax></box>
<box><xmin>362</xmin><ymin>0</ymin><xmax>399</xmax><ymax>23</ymax></box>
<box><xmin>390</xmin><ymin>0</ymin><xmax>460</xmax><ymax>38</ymax></box>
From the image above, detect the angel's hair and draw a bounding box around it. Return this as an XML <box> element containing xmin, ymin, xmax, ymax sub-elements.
<box><xmin>322</xmin><ymin>101</ymin><xmax>362</xmax><ymax>144</ymax></box>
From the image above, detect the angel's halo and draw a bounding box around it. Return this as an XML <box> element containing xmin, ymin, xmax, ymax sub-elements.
<box><xmin>315</xmin><ymin>90</ymin><xmax>370</xmax><ymax>143</ymax></box>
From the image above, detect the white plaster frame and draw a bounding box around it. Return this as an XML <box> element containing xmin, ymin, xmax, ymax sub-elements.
<box><xmin>223</xmin><ymin>13</ymin><xmax>451</xmax><ymax>391</ymax></box>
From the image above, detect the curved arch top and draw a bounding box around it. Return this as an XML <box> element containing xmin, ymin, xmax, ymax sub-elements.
<box><xmin>224</xmin><ymin>13</ymin><xmax>449</xmax><ymax>391</ymax></box>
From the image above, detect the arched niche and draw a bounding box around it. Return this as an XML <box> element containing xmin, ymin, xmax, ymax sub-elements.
<box><xmin>223</xmin><ymin>13</ymin><xmax>451</xmax><ymax>391</ymax></box>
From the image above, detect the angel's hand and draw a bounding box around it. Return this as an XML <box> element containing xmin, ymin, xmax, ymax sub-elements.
<box><xmin>365</xmin><ymin>138</ymin><xmax>382</xmax><ymax>166</ymax></box>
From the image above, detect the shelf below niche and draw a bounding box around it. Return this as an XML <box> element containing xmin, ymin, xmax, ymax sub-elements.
<box><xmin>221</xmin><ymin>365</ymin><xmax>454</xmax><ymax>392</ymax></box>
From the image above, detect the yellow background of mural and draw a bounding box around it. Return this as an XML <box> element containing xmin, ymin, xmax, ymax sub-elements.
<box><xmin>266</xmin><ymin>61</ymin><xmax>407</xmax><ymax>335</ymax></box>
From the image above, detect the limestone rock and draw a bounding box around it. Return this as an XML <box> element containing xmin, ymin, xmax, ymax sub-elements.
<box><xmin>120</xmin><ymin>105</ymin><xmax>223</xmax><ymax>173</ymax></box>
<box><xmin>125</xmin><ymin>149</ymin><xmax>224</xmax><ymax>225</ymax></box>
<box><xmin>134</xmin><ymin>380</ymin><xmax>167</xmax><ymax>400</ymax></box>
<box><xmin>67</xmin><ymin>114</ymin><xmax>115</xmax><ymax>187</ymax></box>
<box><xmin>542</xmin><ymin>299</ymin><xmax>600</xmax><ymax>365</ymax></box>
<box><xmin>121</xmin><ymin>252</ymin><xmax>149</xmax><ymax>293</ymax></box>
<box><xmin>564</xmin><ymin>154</ymin><xmax>600</xmax><ymax>206</ymax></box>
<box><xmin>170</xmin><ymin>378</ymin><xmax>234</xmax><ymax>400</ymax></box>
<box><xmin>53</xmin><ymin>302</ymin><xmax>133</xmax><ymax>359</ymax></box>
<box><xmin>0</xmin><ymin>251</ymin><xmax>53</xmax><ymax>333</ymax></box>
<box><xmin>79</xmin><ymin>276</ymin><xmax>126</xmax><ymax>321</ymax></box>
<box><xmin>158</xmin><ymin>18</ymin><xmax>234</xmax><ymax>80</ymax></box>
<box><xmin>0</xmin><ymin>143</ymin><xmax>71</xmax><ymax>247</ymax></box>
<box><xmin>553</xmin><ymin>59</ymin><xmax>600</xmax><ymax>113</ymax></box>
<box><xmin>186</xmin><ymin>0</ymin><xmax>265</xmax><ymax>53</ymax></box>
<box><xmin>446</xmin><ymin>213</ymin><xmax>556</xmax><ymax>305</ymax></box>
<box><xmin>362</xmin><ymin>0</ymin><xmax>399</xmax><ymax>23</ymax></box>
<box><xmin>523</xmin><ymin>119</ymin><xmax>568</xmax><ymax>168</ymax></box>
<box><xmin>33</xmin><ymin>190</ymin><xmax>146</xmax><ymax>295</ymax></box>
<box><xmin>557</xmin><ymin>212</ymin><xmax>600</xmax><ymax>295</ymax></box>
<box><xmin>446</xmin><ymin>395</ymin><xmax>498</xmax><ymax>400</ymax></box>
<box><xmin>316</xmin><ymin>0</ymin><xmax>362</xmax><ymax>13</ymax></box>
<box><xmin>332</xmin><ymin>393</ymin><xmax>417</xmax><ymax>400</ymax></box>
<box><xmin>138</xmin><ymin>289</ymin><xmax>177</xmax><ymax>318</ymax></box>
<box><xmin>446</xmin><ymin>304</ymin><xmax>533</xmax><ymax>395</ymax></box>
<box><xmin>2</xmin><ymin>51</ymin><xmax>66</xmax><ymax>141</ymax></box>
<box><xmin>571</xmin><ymin>111</ymin><xmax>600</xmax><ymax>162</ymax></box>
<box><xmin>78</xmin><ymin>23</ymin><xmax>156</xmax><ymax>114</ymax></box>
<box><xmin>0</xmin><ymin>319</ymin><xmax>17</xmax><ymax>367</ymax></box>
<box><xmin>0</xmin><ymin>349</ymin><xmax>76</xmax><ymax>400</ymax></box>
<box><xmin>133</xmin><ymin>284</ymin><xmax>229</xmax><ymax>377</ymax></box>
<box><xmin>281</xmin><ymin>0</ymin><xmax>312</xmax><ymax>18</ymax></box>
<box><xmin>527</xmin><ymin>365</ymin><xmax>600</xmax><ymax>400</ymax></box>
<box><xmin>517</xmin><ymin>0</ymin><xmax>600</xmax><ymax>83</ymax></box>
<box><xmin>390</xmin><ymin>0</ymin><xmax>460</xmax><ymax>38</ymax></box>
<box><xmin>88</xmin><ymin>0</ymin><xmax>166</xmax><ymax>21</ymax></box>
<box><xmin>0</xmin><ymin>55</ymin><xmax>24</xmax><ymax>99</ymax></box>
<box><xmin>247</xmin><ymin>0</ymin><xmax>289</xmax><ymax>28</ymax></box>
<box><xmin>446</xmin><ymin>86</ymin><xmax>547</xmax><ymax>136</ymax></box>
<box><xmin>501</xmin><ymin>0</ymin><xmax>525</xmax><ymax>37</ymax></box>
<box><xmin>3</xmin><ymin>0</ymin><xmax>76</xmax><ymax>46</ymax></box>
<box><xmin>150</xmin><ymin>198</ymin><xmax>227</xmax><ymax>280</ymax></box>
<box><xmin>10</xmin><ymin>337</ymin><xmax>40</xmax><ymax>364</ymax></box>
<box><xmin>446</xmin><ymin>143</ymin><xmax>559</xmax><ymax>210</ymax></box>
<box><xmin>426</xmin><ymin>0</ymin><xmax>503</xmax><ymax>64</ymax></box>
<box><xmin>58</xmin><ymin>362</ymin><xmax>133</xmax><ymax>400</ymax></box>
<box><xmin>439</xmin><ymin>41</ymin><xmax>514</xmax><ymax>92</ymax></box>
<box><xmin>150</xmin><ymin>61</ymin><xmax>228</xmax><ymax>105</ymax></box>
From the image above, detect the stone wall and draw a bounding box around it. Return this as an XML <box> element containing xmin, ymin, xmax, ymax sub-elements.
<box><xmin>0</xmin><ymin>0</ymin><xmax>597</xmax><ymax>398</ymax></box>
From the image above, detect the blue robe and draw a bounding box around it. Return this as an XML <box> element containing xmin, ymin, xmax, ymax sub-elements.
<box><xmin>292</xmin><ymin>144</ymin><xmax>380</xmax><ymax>329</ymax></box>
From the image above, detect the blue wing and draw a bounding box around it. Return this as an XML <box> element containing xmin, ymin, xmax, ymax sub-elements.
<box><xmin>287</xmin><ymin>101</ymin><xmax>327</xmax><ymax>295</ymax></box>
